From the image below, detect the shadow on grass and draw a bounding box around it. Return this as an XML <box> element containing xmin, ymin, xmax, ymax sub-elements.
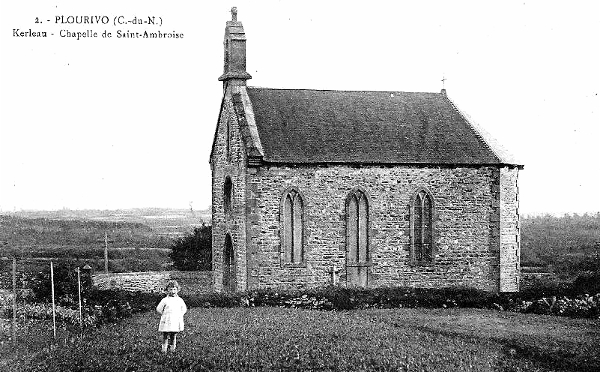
<box><xmin>499</xmin><ymin>342</ymin><xmax>591</xmax><ymax>372</ymax></box>
<box><xmin>410</xmin><ymin>324</ymin><xmax>599</xmax><ymax>372</ymax></box>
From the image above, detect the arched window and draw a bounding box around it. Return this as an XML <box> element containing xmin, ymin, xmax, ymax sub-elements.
<box><xmin>346</xmin><ymin>188</ymin><xmax>369</xmax><ymax>286</ymax></box>
<box><xmin>280</xmin><ymin>188</ymin><xmax>304</xmax><ymax>264</ymax></box>
<box><xmin>226</xmin><ymin>117</ymin><xmax>231</xmax><ymax>161</ymax></box>
<box><xmin>346</xmin><ymin>189</ymin><xmax>369</xmax><ymax>264</ymax></box>
<box><xmin>411</xmin><ymin>189</ymin><xmax>434</xmax><ymax>264</ymax></box>
<box><xmin>224</xmin><ymin>176</ymin><xmax>233</xmax><ymax>213</ymax></box>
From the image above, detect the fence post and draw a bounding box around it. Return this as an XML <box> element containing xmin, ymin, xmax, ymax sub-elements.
<box><xmin>12</xmin><ymin>257</ymin><xmax>17</xmax><ymax>349</ymax></box>
<box><xmin>77</xmin><ymin>267</ymin><xmax>82</xmax><ymax>329</ymax></box>
<box><xmin>50</xmin><ymin>261</ymin><xmax>56</xmax><ymax>340</ymax></box>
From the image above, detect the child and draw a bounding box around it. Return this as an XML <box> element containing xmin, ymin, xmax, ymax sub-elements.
<box><xmin>156</xmin><ymin>280</ymin><xmax>187</xmax><ymax>353</ymax></box>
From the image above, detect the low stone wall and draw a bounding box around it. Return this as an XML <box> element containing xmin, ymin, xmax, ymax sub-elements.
<box><xmin>520</xmin><ymin>266</ymin><xmax>558</xmax><ymax>288</ymax></box>
<box><xmin>520</xmin><ymin>272</ymin><xmax>559</xmax><ymax>288</ymax></box>
<box><xmin>92</xmin><ymin>271</ymin><xmax>212</xmax><ymax>295</ymax></box>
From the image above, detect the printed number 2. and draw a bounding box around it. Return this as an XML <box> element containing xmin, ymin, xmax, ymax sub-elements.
<box><xmin>35</xmin><ymin>17</ymin><xmax>40</xmax><ymax>23</ymax></box>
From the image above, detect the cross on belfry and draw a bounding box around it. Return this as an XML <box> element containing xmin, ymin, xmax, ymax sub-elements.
<box><xmin>231</xmin><ymin>7</ymin><xmax>238</xmax><ymax>21</ymax></box>
<box><xmin>441</xmin><ymin>76</ymin><xmax>447</xmax><ymax>89</ymax></box>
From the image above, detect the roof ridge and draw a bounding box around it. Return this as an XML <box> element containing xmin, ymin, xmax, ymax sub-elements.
<box><xmin>247</xmin><ymin>86</ymin><xmax>440</xmax><ymax>95</ymax></box>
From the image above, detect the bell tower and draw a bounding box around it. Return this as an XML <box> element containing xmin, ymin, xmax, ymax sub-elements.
<box><xmin>218</xmin><ymin>7</ymin><xmax>252</xmax><ymax>85</ymax></box>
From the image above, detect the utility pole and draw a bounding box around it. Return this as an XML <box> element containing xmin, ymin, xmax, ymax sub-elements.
<box><xmin>12</xmin><ymin>257</ymin><xmax>16</xmax><ymax>349</ymax></box>
<box><xmin>50</xmin><ymin>261</ymin><xmax>56</xmax><ymax>340</ymax></box>
<box><xmin>104</xmin><ymin>232</ymin><xmax>109</xmax><ymax>274</ymax></box>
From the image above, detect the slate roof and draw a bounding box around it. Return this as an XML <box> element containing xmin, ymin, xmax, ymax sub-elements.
<box><xmin>245</xmin><ymin>87</ymin><xmax>519</xmax><ymax>166</ymax></box>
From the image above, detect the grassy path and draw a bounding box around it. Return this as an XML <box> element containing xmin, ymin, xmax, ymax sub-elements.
<box><xmin>11</xmin><ymin>307</ymin><xmax>600</xmax><ymax>371</ymax></box>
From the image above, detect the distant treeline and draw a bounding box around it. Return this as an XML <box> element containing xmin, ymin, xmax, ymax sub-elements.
<box><xmin>0</xmin><ymin>215</ymin><xmax>172</xmax><ymax>251</ymax></box>
<box><xmin>2</xmin><ymin>207</ymin><xmax>210</xmax><ymax>220</ymax></box>
<box><xmin>521</xmin><ymin>213</ymin><xmax>600</xmax><ymax>277</ymax></box>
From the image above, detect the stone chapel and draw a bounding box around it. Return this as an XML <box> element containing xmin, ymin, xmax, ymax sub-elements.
<box><xmin>210</xmin><ymin>9</ymin><xmax>523</xmax><ymax>293</ymax></box>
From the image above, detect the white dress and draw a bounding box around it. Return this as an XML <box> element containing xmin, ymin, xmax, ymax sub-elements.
<box><xmin>156</xmin><ymin>295</ymin><xmax>187</xmax><ymax>332</ymax></box>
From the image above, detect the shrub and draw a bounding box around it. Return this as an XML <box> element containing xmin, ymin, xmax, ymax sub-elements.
<box><xmin>85</xmin><ymin>289</ymin><xmax>162</xmax><ymax>316</ymax></box>
<box><xmin>322</xmin><ymin>286</ymin><xmax>359</xmax><ymax>310</ymax></box>
<box><xmin>0</xmin><ymin>289</ymin><xmax>14</xmax><ymax>308</ymax></box>
<box><xmin>12</xmin><ymin>289</ymin><xmax>162</xmax><ymax>326</ymax></box>
<box><xmin>518</xmin><ymin>277</ymin><xmax>572</xmax><ymax>299</ymax></box>
<box><xmin>169</xmin><ymin>224</ymin><xmax>212</xmax><ymax>271</ymax></box>
<box><xmin>22</xmin><ymin>282</ymin><xmax>600</xmax><ymax>327</ymax></box>
<box><xmin>515</xmin><ymin>293</ymin><xmax>600</xmax><ymax>318</ymax></box>
<box><xmin>2</xmin><ymin>302</ymin><xmax>97</xmax><ymax>327</ymax></box>
<box><xmin>572</xmin><ymin>271</ymin><xmax>600</xmax><ymax>295</ymax></box>
<box><xmin>82</xmin><ymin>285</ymin><xmax>600</xmax><ymax>320</ymax></box>
<box><xmin>233</xmin><ymin>286</ymin><xmax>493</xmax><ymax>311</ymax></box>
<box><xmin>29</xmin><ymin>265</ymin><xmax>87</xmax><ymax>306</ymax></box>
<box><xmin>185</xmin><ymin>291</ymin><xmax>243</xmax><ymax>308</ymax></box>
<box><xmin>211</xmin><ymin>286</ymin><xmax>599</xmax><ymax>319</ymax></box>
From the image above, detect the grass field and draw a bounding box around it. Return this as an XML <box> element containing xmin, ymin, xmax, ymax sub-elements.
<box><xmin>0</xmin><ymin>214</ymin><xmax>175</xmax><ymax>275</ymax></box>
<box><xmin>5</xmin><ymin>307</ymin><xmax>599</xmax><ymax>372</ymax></box>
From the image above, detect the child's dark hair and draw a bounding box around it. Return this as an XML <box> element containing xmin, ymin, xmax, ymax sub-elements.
<box><xmin>165</xmin><ymin>280</ymin><xmax>180</xmax><ymax>291</ymax></box>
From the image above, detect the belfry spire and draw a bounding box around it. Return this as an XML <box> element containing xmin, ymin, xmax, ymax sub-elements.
<box><xmin>218</xmin><ymin>7</ymin><xmax>252</xmax><ymax>85</ymax></box>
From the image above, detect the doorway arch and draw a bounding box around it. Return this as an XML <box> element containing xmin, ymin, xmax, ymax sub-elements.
<box><xmin>223</xmin><ymin>233</ymin><xmax>235</xmax><ymax>292</ymax></box>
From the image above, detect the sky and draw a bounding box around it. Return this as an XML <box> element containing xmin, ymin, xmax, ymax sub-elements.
<box><xmin>0</xmin><ymin>1</ymin><xmax>598</xmax><ymax>216</ymax></box>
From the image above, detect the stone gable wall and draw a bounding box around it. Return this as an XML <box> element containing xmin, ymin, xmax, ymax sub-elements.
<box><xmin>245</xmin><ymin>165</ymin><xmax>520</xmax><ymax>292</ymax></box>
<box><xmin>211</xmin><ymin>86</ymin><xmax>248</xmax><ymax>292</ymax></box>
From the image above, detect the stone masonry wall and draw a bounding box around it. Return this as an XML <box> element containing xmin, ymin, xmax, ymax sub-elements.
<box><xmin>499</xmin><ymin>167</ymin><xmax>520</xmax><ymax>292</ymax></box>
<box><xmin>92</xmin><ymin>271</ymin><xmax>212</xmax><ymax>295</ymax></box>
<box><xmin>246</xmin><ymin>165</ymin><xmax>518</xmax><ymax>292</ymax></box>
<box><xmin>211</xmin><ymin>84</ymin><xmax>248</xmax><ymax>292</ymax></box>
